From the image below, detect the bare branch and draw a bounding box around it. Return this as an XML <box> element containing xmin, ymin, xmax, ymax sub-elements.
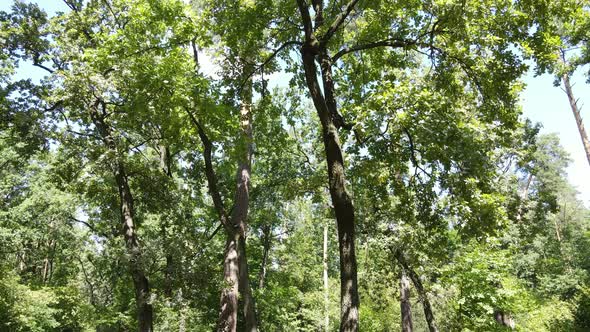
<box><xmin>238</xmin><ymin>41</ymin><xmax>302</xmax><ymax>93</ymax></box>
<box><xmin>321</xmin><ymin>0</ymin><xmax>361</xmax><ymax>44</ymax></box>
<box><xmin>184</xmin><ymin>107</ymin><xmax>231</xmax><ymax>230</ymax></box>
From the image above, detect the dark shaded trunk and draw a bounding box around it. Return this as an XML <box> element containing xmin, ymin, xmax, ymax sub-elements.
<box><xmin>160</xmin><ymin>144</ymin><xmax>173</xmax><ymax>299</ymax></box>
<box><xmin>323</xmin><ymin>223</ymin><xmax>330</xmax><ymax>332</ymax></box>
<box><xmin>295</xmin><ymin>3</ymin><xmax>359</xmax><ymax>327</ymax></box>
<box><xmin>395</xmin><ymin>251</ymin><xmax>438</xmax><ymax>332</ymax></box>
<box><xmin>90</xmin><ymin>101</ymin><xmax>153</xmax><ymax>332</ymax></box>
<box><xmin>400</xmin><ymin>267</ymin><xmax>413</xmax><ymax>332</ymax></box>
<box><xmin>561</xmin><ymin>54</ymin><xmax>590</xmax><ymax>166</ymax></box>
<box><xmin>258</xmin><ymin>224</ymin><xmax>271</xmax><ymax>289</ymax></box>
<box><xmin>164</xmin><ymin>254</ymin><xmax>173</xmax><ymax>298</ymax></box>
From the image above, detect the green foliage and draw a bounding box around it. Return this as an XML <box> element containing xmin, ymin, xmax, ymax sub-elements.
<box><xmin>1</xmin><ymin>0</ymin><xmax>590</xmax><ymax>330</ymax></box>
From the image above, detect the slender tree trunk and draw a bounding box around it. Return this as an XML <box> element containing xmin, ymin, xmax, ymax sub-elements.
<box><xmin>258</xmin><ymin>224</ymin><xmax>271</xmax><ymax>289</ymax></box>
<box><xmin>42</xmin><ymin>255</ymin><xmax>50</xmax><ymax>284</ymax></box>
<box><xmin>178</xmin><ymin>289</ymin><xmax>186</xmax><ymax>332</ymax></box>
<box><xmin>400</xmin><ymin>267</ymin><xmax>413</xmax><ymax>332</ymax></box>
<box><xmin>516</xmin><ymin>174</ymin><xmax>533</xmax><ymax>222</ymax></box>
<box><xmin>561</xmin><ymin>57</ymin><xmax>590</xmax><ymax>166</ymax></box>
<box><xmin>395</xmin><ymin>251</ymin><xmax>438</xmax><ymax>332</ymax></box>
<box><xmin>323</xmin><ymin>222</ymin><xmax>330</xmax><ymax>332</ymax></box>
<box><xmin>159</xmin><ymin>144</ymin><xmax>174</xmax><ymax>299</ymax></box>
<box><xmin>90</xmin><ymin>101</ymin><xmax>153</xmax><ymax>332</ymax></box>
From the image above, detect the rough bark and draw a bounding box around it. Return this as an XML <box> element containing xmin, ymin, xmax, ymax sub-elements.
<box><xmin>323</xmin><ymin>223</ymin><xmax>330</xmax><ymax>332</ymax></box>
<box><xmin>296</xmin><ymin>2</ymin><xmax>360</xmax><ymax>330</ymax></box>
<box><xmin>218</xmin><ymin>233</ymin><xmax>240</xmax><ymax>332</ymax></box>
<box><xmin>561</xmin><ymin>57</ymin><xmax>590</xmax><ymax>166</ymax></box>
<box><xmin>90</xmin><ymin>100</ymin><xmax>153</xmax><ymax>332</ymax></box>
<box><xmin>400</xmin><ymin>267</ymin><xmax>414</xmax><ymax>332</ymax></box>
<box><xmin>188</xmin><ymin>69</ymin><xmax>257</xmax><ymax>331</ymax></box>
<box><xmin>233</xmin><ymin>73</ymin><xmax>258</xmax><ymax>332</ymax></box>
<box><xmin>395</xmin><ymin>251</ymin><xmax>438</xmax><ymax>332</ymax></box>
<box><xmin>187</xmin><ymin>111</ymin><xmax>238</xmax><ymax>332</ymax></box>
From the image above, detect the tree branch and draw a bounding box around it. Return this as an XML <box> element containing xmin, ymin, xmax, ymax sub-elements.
<box><xmin>296</xmin><ymin>0</ymin><xmax>315</xmax><ymax>41</ymax></box>
<box><xmin>321</xmin><ymin>0</ymin><xmax>361</xmax><ymax>44</ymax></box>
<box><xmin>184</xmin><ymin>107</ymin><xmax>231</xmax><ymax>230</ymax></box>
<box><xmin>238</xmin><ymin>41</ymin><xmax>302</xmax><ymax>93</ymax></box>
<box><xmin>332</xmin><ymin>38</ymin><xmax>415</xmax><ymax>62</ymax></box>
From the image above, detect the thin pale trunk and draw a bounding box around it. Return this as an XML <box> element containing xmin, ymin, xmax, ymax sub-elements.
<box><xmin>400</xmin><ymin>267</ymin><xmax>413</xmax><ymax>332</ymax></box>
<box><xmin>258</xmin><ymin>225</ymin><xmax>271</xmax><ymax>289</ymax></box>
<box><xmin>561</xmin><ymin>63</ymin><xmax>590</xmax><ymax>166</ymax></box>
<box><xmin>395</xmin><ymin>251</ymin><xmax>438</xmax><ymax>332</ymax></box>
<box><xmin>516</xmin><ymin>174</ymin><xmax>533</xmax><ymax>222</ymax></box>
<box><xmin>494</xmin><ymin>311</ymin><xmax>515</xmax><ymax>329</ymax></box>
<box><xmin>323</xmin><ymin>223</ymin><xmax>330</xmax><ymax>332</ymax></box>
<box><xmin>554</xmin><ymin>217</ymin><xmax>562</xmax><ymax>243</ymax></box>
<box><xmin>90</xmin><ymin>101</ymin><xmax>153</xmax><ymax>332</ymax></box>
<box><xmin>178</xmin><ymin>289</ymin><xmax>186</xmax><ymax>332</ymax></box>
<box><xmin>41</xmin><ymin>239</ymin><xmax>56</xmax><ymax>284</ymax></box>
<box><xmin>42</xmin><ymin>256</ymin><xmax>49</xmax><ymax>284</ymax></box>
<box><xmin>557</xmin><ymin>203</ymin><xmax>574</xmax><ymax>273</ymax></box>
<box><xmin>19</xmin><ymin>251</ymin><xmax>26</xmax><ymax>272</ymax></box>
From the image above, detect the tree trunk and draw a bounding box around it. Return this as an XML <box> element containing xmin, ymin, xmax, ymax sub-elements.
<box><xmin>201</xmin><ymin>67</ymin><xmax>257</xmax><ymax>332</ymax></box>
<box><xmin>294</xmin><ymin>4</ymin><xmax>360</xmax><ymax>329</ymax></box>
<box><xmin>116</xmin><ymin>159</ymin><xmax>153</xmax><ymax>332</ymax></box>
<box><xmin>232</xmin><ymin>72</ymin><xmax>258</xmax><ymax>332</ymax></box>
<box><xmin>238</xmin><ymin>236</ymin><xmax>257</xmax><ymax>332</ymax></box>
<box><xmin>298</xmin><ymin>38</ymin><xmax>359</xmax><ymax>332</ymax></box>
<box><xmin>561</xmin><ymin>62</ymin><xmax>590</xmax><ymax>166</ymax></box>
<box><xmin>323</xmin><ymin>222</ymin><xmax>330</xmax><ymax>332</ymax></box>
<box><xmin>159</xmin><ymin>144</ymin><xmax>174</xmax><ymax>299</ymax></box>
<box><xmin>90</xmin><ymin>101</ymin><xmax>153</xmax><ymax>332</ymax></box>
<box><xmin>400</xmin><ymin>267</ymin><xmax>413</xmax><ymax>332</ymax></box>
<box><xmin>395</xmin><ymin>251</ymin><xmax>438</xmax><ymax>332</ymax></box>
<box><xmin>258</xmin><ymin>224</ymin><xmax>271</xmax><ymax>289</ymax></box>
<box><xmin>218</xmin><ymin>233</ymin><xmax>240</xmax><ymax>332</ymax></box>
<box><xmin>494</xmin><ymin>310</ymin><xmax>515</xmax><ymax>329</ymax></box>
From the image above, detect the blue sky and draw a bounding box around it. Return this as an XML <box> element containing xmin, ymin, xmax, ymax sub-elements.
<box><xmin>3</xmin><ymin>0</ymin><xmax>590</xmax><ymax>206</ymax></box>
<box><xmin>521</xmin><ymin>70</ymin><xmax>590</xmax><ymax>206</ymax></box>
